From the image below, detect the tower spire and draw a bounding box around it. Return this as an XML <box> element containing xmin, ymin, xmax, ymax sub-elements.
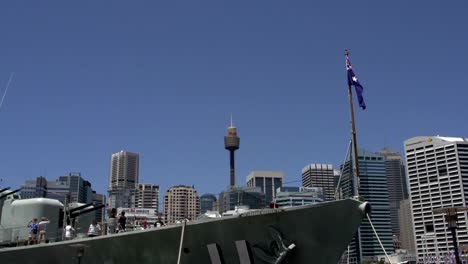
<box><xmin>230</xmin><ymin>113</ymin><xmax>234</xmax><ymax>128</ymax></box>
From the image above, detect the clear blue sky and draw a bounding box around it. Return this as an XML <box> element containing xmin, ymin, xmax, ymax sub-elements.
<box><xmin>0</xmin><ymin>1</ymin><xmax>467</xmax><ymax>198</ymax></box>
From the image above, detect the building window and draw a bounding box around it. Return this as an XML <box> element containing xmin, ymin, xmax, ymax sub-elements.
<box><xmin>425</xmin><ymin>224</ymin><xmax>435</xmax><ymax>233</ymax></box>
<box><xmin>438</xmin><ymin>166</ymin><xmax>447</xmax><ymax>176</ymax></box>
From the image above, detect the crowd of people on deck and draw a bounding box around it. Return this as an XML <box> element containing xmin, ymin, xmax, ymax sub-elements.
<box><xmin>26</xmin><ymin>208</ymin><xmax>167</xmax><ymax>244</ymax></box>
<box><xmin>107</xmin><ymin>208</ymin><xmax>167</xmax><ymax>234</ymax></box>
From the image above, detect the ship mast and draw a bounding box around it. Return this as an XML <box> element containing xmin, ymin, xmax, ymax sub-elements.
<box><xmin>345</xmin><ymin>49</ymin><xmax>361</xmax><ymax>196</ymax></box>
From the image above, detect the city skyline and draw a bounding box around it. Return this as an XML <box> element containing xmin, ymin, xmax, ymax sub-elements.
<box><xmin>0</xmin><ymin>1</ymin><xmax>467</xmax><ymax>200</ymax></box>
<box><xmin>2</xmin><ymin>135</ymin><xmax>464</xmax><ymax>200</ymax></box>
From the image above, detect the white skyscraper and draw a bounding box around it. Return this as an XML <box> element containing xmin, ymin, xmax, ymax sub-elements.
<box><xmin>108</xmin><ymin>150</ymin><xmax>139</xmax><ymax>208</ymax></box>
<box><xmin>404</xmin><ymin>136</ymin><xmax>468</xmax><ymax>261</ymax></box>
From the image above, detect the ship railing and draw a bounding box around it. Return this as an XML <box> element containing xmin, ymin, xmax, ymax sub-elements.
<box><xmin>0</xmin><ymin>226</ymin><xmax>31</xmax><ymax>247</ymax></box>
<box><xmin>0</xmin><ymin>225</ymin><xmax>62</xmax><ymax>246</ymax></box>
<box><xmin>238</xmin><ymin>208</ymin><xmax>284</xmax><ymax>217</ymax></box>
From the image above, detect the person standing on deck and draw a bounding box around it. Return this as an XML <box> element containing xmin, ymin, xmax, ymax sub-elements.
<box><xmin>87</xmin><ymin>219</ymin><xmax>101</xmax><ymax>237</ymax></box>
<box><xmin>37</xmin><ymin>217</ymin><xmax>50</xmax><ymax>243</ymax></box>
<box><xmin>27</xmin><ymin>218</ymin><xmax>38</xmax><ymax>245</ymax></box>
<box><xmin>118</xmin><ymin>211</ymin><xmax>127</xmax><ymax>232</ymax></box>
<box><xmin>107</xmin><ymin>208</ymin><xmax>117</xmax><ymax>234</ymax></box>
<box><xmin>154</xmin><ymin>216</ymin><xmax>165</xmax><ymax>228</ymax></box>
<box><xmin>64</xmin><ymin>221</ymin><xmax>75</xmax><ymax>240</ymax></box>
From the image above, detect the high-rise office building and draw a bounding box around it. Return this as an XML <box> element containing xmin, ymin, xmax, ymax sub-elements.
<box><xmin>398</xmin><ymin>199</ymin><xmax>416</xmax><ymax>254</ymax></box>
<box><xmin>58</xmin><ymin>172</ymin><xmax>93</xmax><ymax>203</ymax></box>
<box><xmin>218</xmin><ymin>186</ymin><xmax>265</xmax><ymax>213</ymax></box>
<box><xmin>404</xmin><ymin>136</ymin><xmax>468</xmax><ymax>261</ymax></box>
<box><xmin>275</xmin><ymin>186</ymin><xmax>324</xmax><ymax>207</ymax></box>
<box><xmin>341</xmin><ymin>149</ymin><xmax>393</xmax><ymax>262</ymax></box>
<box><xmin>200</xmin><ymin>193</ymin><xmax>217</xmax><ymax>214</ymax></box>
<box><xmin>92</xmin><ymin>191</ymin><xmax>106</xmax><ymax>222</ymax></box>
<box><xmin>108</xmin><ymin>150</ymin><xmax>139</xmax><ymax>208</ymax></box>
<box><xmin>302</xmin><ymin>164</ymin><xmax>336</xmax><ymax>201</ymax></box>
<box><xmin>19</xmin><ymin>174</ymin><xmax>102</xmax><ymax>205</ymax></box>
<box><xmin>84</xmin><ymin>180</ymin><xmax>93</xmax><ymax>203</ymax></box>
<box><xmin>246</xmin><ymin>170</ymin><xmax>283</xmax><ymax>204</ymax></box>
<box><xmin>45</xmin><ymin>180</ymin><xmax>71</xmax><ymax>204</ymax></box>
<box><xmin>224</xmin><ymin>116</ymin><xmax>240</xmax><ymax>186</ymax></box>
<box><xmin>378</xmin><ymin>148</ymin><xmax>408</xmax><ymax>238</ymax></box>
<box><xmin>20</xmin><ymin>176</ymin><xmax>47</xmax><ymax>199</ymax></box>
<box><xmin>136</xmin><ymin>184</ymin><xmax>159</xmax><ymax>211</ymax></box>
<box><xmin>163</xmin><ymin>185</ymin><xmax>200</xmax><ymax>224</ymax></box>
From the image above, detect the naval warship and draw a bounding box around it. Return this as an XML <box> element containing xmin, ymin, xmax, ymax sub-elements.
<box><xmin>0</xmin><ymin>50</ymin><xmax>372</xmax><ymax>263</ymax></box>
<box><xmin>0</xmin><ymin>187</ymin><xmax>369</xmax><ymax>264</ymax></box>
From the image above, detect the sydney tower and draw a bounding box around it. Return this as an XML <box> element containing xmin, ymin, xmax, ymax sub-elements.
<box><xmin>224</xmin><ymin>116</ymin><xmax>240</xmax><ymax>186</ymax></box>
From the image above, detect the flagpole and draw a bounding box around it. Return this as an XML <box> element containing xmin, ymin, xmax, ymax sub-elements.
<box><xmin>345</xmin><ymin>49</ymin><xmax>361</xmax><ymax>196</ymax></box>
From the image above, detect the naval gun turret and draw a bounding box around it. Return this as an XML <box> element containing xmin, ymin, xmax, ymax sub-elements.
<box><xmin>0</xmin><ymin>191</ymin><xmax>64</xmax><ymax>245</ymax></box>
<box><xmin>0</xmin><ymin>188</ymin><xmax>105</xmax><ymax>246</ymax></box>
<box><xmin>0</xmin><ymin>188</ymin><xmax>22</xmax><ymax>227</ymax></box>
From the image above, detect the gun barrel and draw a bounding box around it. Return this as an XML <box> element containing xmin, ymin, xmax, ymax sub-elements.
<box><xmin>70</xmin><ymin>204</ymin><xmax>105</xmax><ymax>218</ymax></box>
<box><xmin>0</xmin><ymin>187</ymin><xmax>11</xmax><ymax>193</ymax></box>
<box><xmin>68</xmin><ymin>203</ymin><xmax>95</xmax><ymax>213</ymax></box>
<box><xmin>0</xmin><ymin>188</ymin><xmax>21</xmax><ymax>200</ymax></box>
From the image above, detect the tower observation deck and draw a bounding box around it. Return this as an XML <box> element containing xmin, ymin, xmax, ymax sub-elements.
<box><xmin>224</xmin><ymin>116</ymin><xmax>240</xmax><ymax>186</ymax></box>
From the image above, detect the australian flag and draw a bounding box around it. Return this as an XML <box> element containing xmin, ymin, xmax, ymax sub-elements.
<box><xmin>346</xmin><ymin>58</ymin><xmax>366</xmax><ymax>110</ymax></box>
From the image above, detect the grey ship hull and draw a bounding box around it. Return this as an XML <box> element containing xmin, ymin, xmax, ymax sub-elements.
<box><xmin>0</xmin><ymin>199</ymin><xmax>368</xmax><ymax>264</ymax></box>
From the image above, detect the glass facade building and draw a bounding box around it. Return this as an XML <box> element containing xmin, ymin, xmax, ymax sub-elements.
<box><xmin>19</xmin><ymin>173</ymin><xmax>96</xmax><ymax>204</ymax></box>
<box><xmin>200</xmin><ymin>193</ymin><xmax>217</xmax><ymax>214</ymax></box>
<box><xmin>341</xmin><ymin>148</ymin><xmax>393</xmax><ymax>262</ymax></box>
<box><xmin>218</xmin><ymin>186</ymin><xmax>266</xmax><ymax>213</ymax></box>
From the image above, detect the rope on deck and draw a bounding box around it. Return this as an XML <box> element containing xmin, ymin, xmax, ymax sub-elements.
<box><xmin>366</xmin><ymin>213</ymin><xmax>393</xmax><ymax>264</ymax></box>
<box><xmin>177</xmin><ymin>220</ymin><xmax>187</xmax><ymax>264</ymax></box>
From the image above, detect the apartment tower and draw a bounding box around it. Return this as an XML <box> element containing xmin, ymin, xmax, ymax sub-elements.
<box><xmin>136</xmin><ymin>184</ymin><xmax>159</xmax><ymax>212</ymax></box>
<box><xmin>163</xmin><ymin>185</ymin><xmax>200</xmax><ymax>224</ymax></box>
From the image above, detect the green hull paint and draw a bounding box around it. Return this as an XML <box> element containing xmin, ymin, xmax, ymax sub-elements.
<box><xmin>0</xmin><ymin>199</ymin><xmax>367</xmax><ymax>264</ymax></box>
